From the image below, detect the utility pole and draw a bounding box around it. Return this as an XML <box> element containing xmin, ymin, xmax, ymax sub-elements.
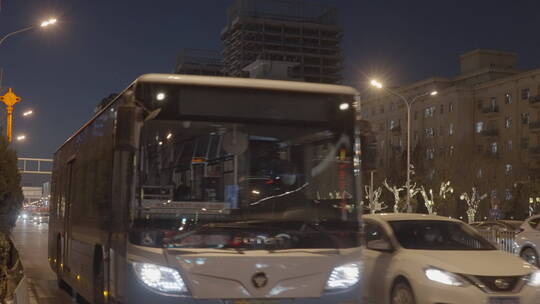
<box><xmin>0</xmin><ymin>88</ymin><xmax>22</xmax><ymax>142</ymax></box>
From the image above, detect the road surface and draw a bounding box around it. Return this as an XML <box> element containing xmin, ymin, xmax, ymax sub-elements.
<box><xmin>12</xmin><ymin>219</ymin><xmax>73</xmax><ymax>304</ymax></box>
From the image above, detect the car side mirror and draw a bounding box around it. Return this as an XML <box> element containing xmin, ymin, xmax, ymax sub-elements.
<box><xmin>367</xmin><ymin>239</ymin><xmax>394</xmax><ymax>252</ymax></box>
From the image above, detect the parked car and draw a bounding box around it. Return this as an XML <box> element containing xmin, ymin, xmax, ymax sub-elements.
<box><xmin>362</xmin><ymin>213</ymin><xmax>540</xmax><ymax>304</ymax></box>
<box><xmin>516</xmin><ymin>215</ymin><xmax>540</xmax><ymax>267</ymax></box>
<box><xmin>470</xmin><ymin>220</ymin><xmax>523</xmax><ymax>233</ymax></box>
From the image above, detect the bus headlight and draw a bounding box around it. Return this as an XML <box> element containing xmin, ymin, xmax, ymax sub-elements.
<box><xmin>527</xmin><ymin>271</ymin><xmax>540</xmax><ymax>287</ymax></box>
<box><xmin>325</xmin><ymin>262</ymin><xmax>362</xmax><ymax>290</ymax></box>
<box><xmin>132</xmin><ymin>262</ymin><xmax>187</xmax><ymax>294</ymax></box>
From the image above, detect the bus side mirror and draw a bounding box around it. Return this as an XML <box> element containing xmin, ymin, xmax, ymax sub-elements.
<box><xmin>115</xmin><ymin>105</ymin><xmax>142</xmax><ymax>151</ymax></box>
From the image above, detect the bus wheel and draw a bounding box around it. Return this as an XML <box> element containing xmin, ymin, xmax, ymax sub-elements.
<box><xmin>93</xmin><ymin>248</ymin><xmax>106</xmax><ymax>304</ymax></box>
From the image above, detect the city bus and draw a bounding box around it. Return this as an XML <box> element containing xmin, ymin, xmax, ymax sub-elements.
<box><xmin>49</xmin><ymin>74</ymin><xmax>366</xmax><ymax>304</ymax></box>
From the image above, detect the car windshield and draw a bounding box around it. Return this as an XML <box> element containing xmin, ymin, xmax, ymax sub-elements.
<box><xmin>389</xmin><ymin>220</ymin><xmax>497</xmax><ymax>250</ymax></box>
<box><xmin>130</xmin><ymin>84</ymin><xmax>361</xmax><ymax>250</ymax></box>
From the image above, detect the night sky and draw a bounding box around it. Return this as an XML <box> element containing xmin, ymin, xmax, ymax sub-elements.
<box><xmin>1</xmin><ymin>0</ymin><xmax>539</xmax><ymax>158</ymax></box>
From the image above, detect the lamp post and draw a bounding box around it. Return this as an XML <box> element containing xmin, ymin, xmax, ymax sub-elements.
<box><xmin>370</xmin><ymin>79</ymin><xmax>437</xmax><ymax>212</ymax></box>
<box><xmin>0</xmin><ymin>18</ymin><xmax>56</xmax><ymax>141</ymax></box>
<box><xmin>0</xmin><ymin>18</ymin><xmax>57</xmax><ymax>47</ymax></box>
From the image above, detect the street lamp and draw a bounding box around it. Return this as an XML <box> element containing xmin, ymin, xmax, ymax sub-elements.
<box><xmin>0</xmin><ymin>17</ymin><xmax>58</xmax><ymax>47</ymax></box>
<box><xmin>370</xmin><ymin>79</ymin><xmax>438</xmax><ymax>212</ymax></box>
<box><xmin>16</xmin><ymin>134</ymin><xmax>26</xmax><ymax>141</ymax></box>
<box><xmin>22</xmin><ymin>110</ymin><xmax>33</xmax><ymax>117</ymax></box>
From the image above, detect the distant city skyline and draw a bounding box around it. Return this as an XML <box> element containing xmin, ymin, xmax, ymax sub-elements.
<box><xmin>1</xmin><ymin>0</ymin><xmax>540</xmax><ymax>158</ymax></box>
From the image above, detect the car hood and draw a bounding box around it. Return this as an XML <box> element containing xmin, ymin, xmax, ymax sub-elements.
<box><xmin>406</xmin><ymin>250</ymin><xmax>535</xmax><ymax>276</ymax></box>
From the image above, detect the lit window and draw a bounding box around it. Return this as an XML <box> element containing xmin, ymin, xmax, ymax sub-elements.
<box><xmin>449</xmin><ymin>123</ymin><xmax>455</xmax><ymax>135</ymax></box>
<box><xmin>477</xmin><ymin>168</ymin><xmax>483</xmax><ymax>178</ymax></box>
<box><xmin>426</xmin><ymin>148</ymin><xmax>435</xmax><ymax>160</ymax></box>
<box><xmin>424</xmin><ymin>106</ymin><xmax>436</xmax><ymax>118</ymax></box>
<box><xmin>505</xmin><ymin>116</ymin><xmax>512</xmax><ymax>128</ymax></box>
<box><xmin>505</xmin><ymin>164</ymin><xmax>512</xmax><ymax>175</ymax></box>
<box><xmin>505</xmin><ymin>93</ymin><xmax>512</xmax><ymax>104</ymax></box>
<box><xmin>491</xmin><ymin>142</ymin><xmax>498</xmax><ymax>154</ymax></box>
<box><xmin>476</xmin><ymin>122</ymin><xmax>484</xmax><ymax>133</ymax></box>
<box><xmin>505</xmin><ymin>189</ymin><xmax>513</xmax><ymax>201</ymax></box>
<box><xmin>490</xmin><ymin>97</ymin><xmax>497</xmax><ymax>108</ymax></box>
<box><xmin>449</xmin><ymin>145</ymin><xmax>455</xmax><ymax>156</ymax></box>
<box><xmin>425</xmin><ymin>128</ymin><xmax>435</xmax><ymax>137</ymax></box>
<box><xmin>428</xmin><ymin>169</ymin><xmax>435</xmax><ymax>180</ymax></box>
<box><xmin>449</xmin><ymin>102</ymin><xmax>454</xmax><ymax>112</ymax></box>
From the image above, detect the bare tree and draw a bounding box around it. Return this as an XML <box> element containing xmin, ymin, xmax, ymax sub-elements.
<box><xmin>364</xmin><ymin>186</ymin><xmax>386</xmax><ymax>214</ymax></box>
<box><xmin>460</xmin><ymin>187</ymin><xmax>488</xmax><ymax>223</ymax></box>
<box><xmin>383</xmin><ymin>179</ymin><xmax>405</xmax><ymax>213</ymax></box>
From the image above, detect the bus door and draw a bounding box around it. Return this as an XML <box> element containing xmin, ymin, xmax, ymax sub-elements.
<box><xmin>63</xmin><ymin>159</ymin><xmax>75</xmax><ymax>271</ymax></box>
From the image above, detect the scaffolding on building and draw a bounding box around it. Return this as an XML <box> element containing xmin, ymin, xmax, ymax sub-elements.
<box><xmin>175</xmin><ymin>49</ymin><xmax>224</xmax><ymax>76</ymax></box>
<box><xmin>221</xmin><ymin>0</ymin><xmax>342</xmax><ymax>83</ymax></box>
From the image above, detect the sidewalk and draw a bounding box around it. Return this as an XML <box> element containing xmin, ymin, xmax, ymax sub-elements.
<box><xmin>11</xmin><ymin>221</ymin><xmax>73</xmax><ymax>304</ymax></box>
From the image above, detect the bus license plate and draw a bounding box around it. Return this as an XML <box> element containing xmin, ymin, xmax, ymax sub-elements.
<box><xmin>489</xmin><ymin>297</ymin><xmax>519</xmax><ymax>304</ymax></box>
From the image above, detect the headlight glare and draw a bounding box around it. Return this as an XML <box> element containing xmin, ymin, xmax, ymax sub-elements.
<box><xmin>425</xmin><ymin>268</ymin><xmax>466</xmax><ymax>287</ymax></box>
<box><xmin>527</xmin><ymin>271</ymin><xmax>540</xmax><ymax>287</ymax></box>
<box><xmin>325</xmin><ymin>262</ymin><xmax>362</xmax><ymax>290</ymax></box>
<box><xmin>132</xmin><ymin>262</ymin><xmax>187</xmax><ymax>294</ymax></box>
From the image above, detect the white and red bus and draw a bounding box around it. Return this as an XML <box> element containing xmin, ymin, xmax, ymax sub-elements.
<box><xmin>49</xmin><ymin>74</ymin><xmax>365</xmax><ymax>304</ymax></box>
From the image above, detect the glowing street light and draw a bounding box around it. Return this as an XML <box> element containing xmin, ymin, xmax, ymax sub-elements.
<box><xmin>23</xmin><ymin>110</ymin><xmax>33</xmax><ymax>117</ymax></box>
<box><xmin>370</xmin><ymin>79</ymin><xmax>438</xmax><ymax>212</ymax></box>
<box><xmin>40</xmin><ymin>18</ymin><xmax>58</xmax><ymax>28</ymax></box>
<box><xmin>16</xmin><ymin>135</ymin><xmax>26</xmax><ymax>141</ymax></box>
<box><xmin>0</xmin><ymin>17</ymin><xmax>59</xmax><ymax>47</ymax></box>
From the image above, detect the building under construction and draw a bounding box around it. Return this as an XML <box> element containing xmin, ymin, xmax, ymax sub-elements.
<box><xmin>174</xmin><ymin>49</ymin><xmax>224</xmax><ymax>76</ymax></box>
<box><xmin>221</xmin><ymin>0</ymin><xmax>342</xmax><ymax>83</ymax></box>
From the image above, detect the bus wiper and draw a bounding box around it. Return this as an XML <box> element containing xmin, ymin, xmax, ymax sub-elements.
<box><xmin>250</xmin><ymin>182</ymin><xmax>309</xmax><ymax>206</ymax></box>
<box><xmin>166</xmin><ymin>248</ymin><xmax>245</xmax><ymax>255</ymax></box>
<box><xmin>297</xmin><ymin>222</ymin><xmax>341</xmax><ymax>255</ymax></box>
<box><xmin>267</xmin><ymin>248</ymin><xmax>339</xmax><ymax>255</ymax></box>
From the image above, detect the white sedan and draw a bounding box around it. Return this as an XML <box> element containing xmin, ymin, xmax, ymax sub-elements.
<box><xmin>362</xmin><ymin>213</ymin><xmax>540</xmax><ymax>304</ymax></box>
<box><xmin>516</xmin><ymin>214</ymin><xmax>540</xmax><ymax>267</ymax></box>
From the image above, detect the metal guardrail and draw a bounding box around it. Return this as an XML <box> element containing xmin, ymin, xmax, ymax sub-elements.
<box><xmin>477</xmin><ymin>230</ymin><xmax>517</xmax><ymax>254</ymax></box>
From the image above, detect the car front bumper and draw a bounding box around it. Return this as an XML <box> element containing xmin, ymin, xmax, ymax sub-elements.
<box><xmin>414</xmin><ymin>279</ymin><xmax>540</xmax><ymax>304</ymax></box>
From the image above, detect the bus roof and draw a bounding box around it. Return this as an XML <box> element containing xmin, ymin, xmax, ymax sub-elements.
<box><xmin>136</xmin><ymin>74</ymin><xmax>360</xmax><ymax>96</ymax></box>
<box><xmin>56</xmin><ymin>74</ymin><xmax>359</xmax><ymax>154</ymax></box>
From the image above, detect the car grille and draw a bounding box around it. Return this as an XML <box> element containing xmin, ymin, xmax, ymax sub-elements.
<box><xmin>468</xmin><ymin>275</ymin><xmax>525</xmax><ymax>293</ymax></box>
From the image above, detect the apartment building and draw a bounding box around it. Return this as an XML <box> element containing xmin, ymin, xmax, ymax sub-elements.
<box><xmin>362</xmin><ymin>49</ymin><xmax>540</xmax><ymax>218</ymax></box>
<box><xmin>221</xmin><ymin>0</ymin><xmax>342</xmax><ymax>83</ymax></box>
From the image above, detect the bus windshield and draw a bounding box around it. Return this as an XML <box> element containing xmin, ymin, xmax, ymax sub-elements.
<box><xmin>131</xmin><ymin>84</ymin><xmax>360</xmax><ymax>251</ymax></box>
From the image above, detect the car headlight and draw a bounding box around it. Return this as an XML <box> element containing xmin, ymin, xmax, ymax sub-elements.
<box><xmin>527</xmin><ymin>271</ymin><xmax>540</xmax><ymax>287</ymax></box>
<box><xmin>22</xmin><ymin>214</ymin><xmax>27</xmax><ymax>219</ymax></box>
<box><xmin>132</xmin><ymin>262</ymin><xmax>187</xmax><ymax>294</ymax></box>
<box><xmin>325</xmin><ymin>262</ymin><xmax>362</xmax><ymax>290</ymax></box>
<box><xmin>425</xmin><ymin>267</ymin><xmax>467</xmax><ymax>287</ymax></box>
